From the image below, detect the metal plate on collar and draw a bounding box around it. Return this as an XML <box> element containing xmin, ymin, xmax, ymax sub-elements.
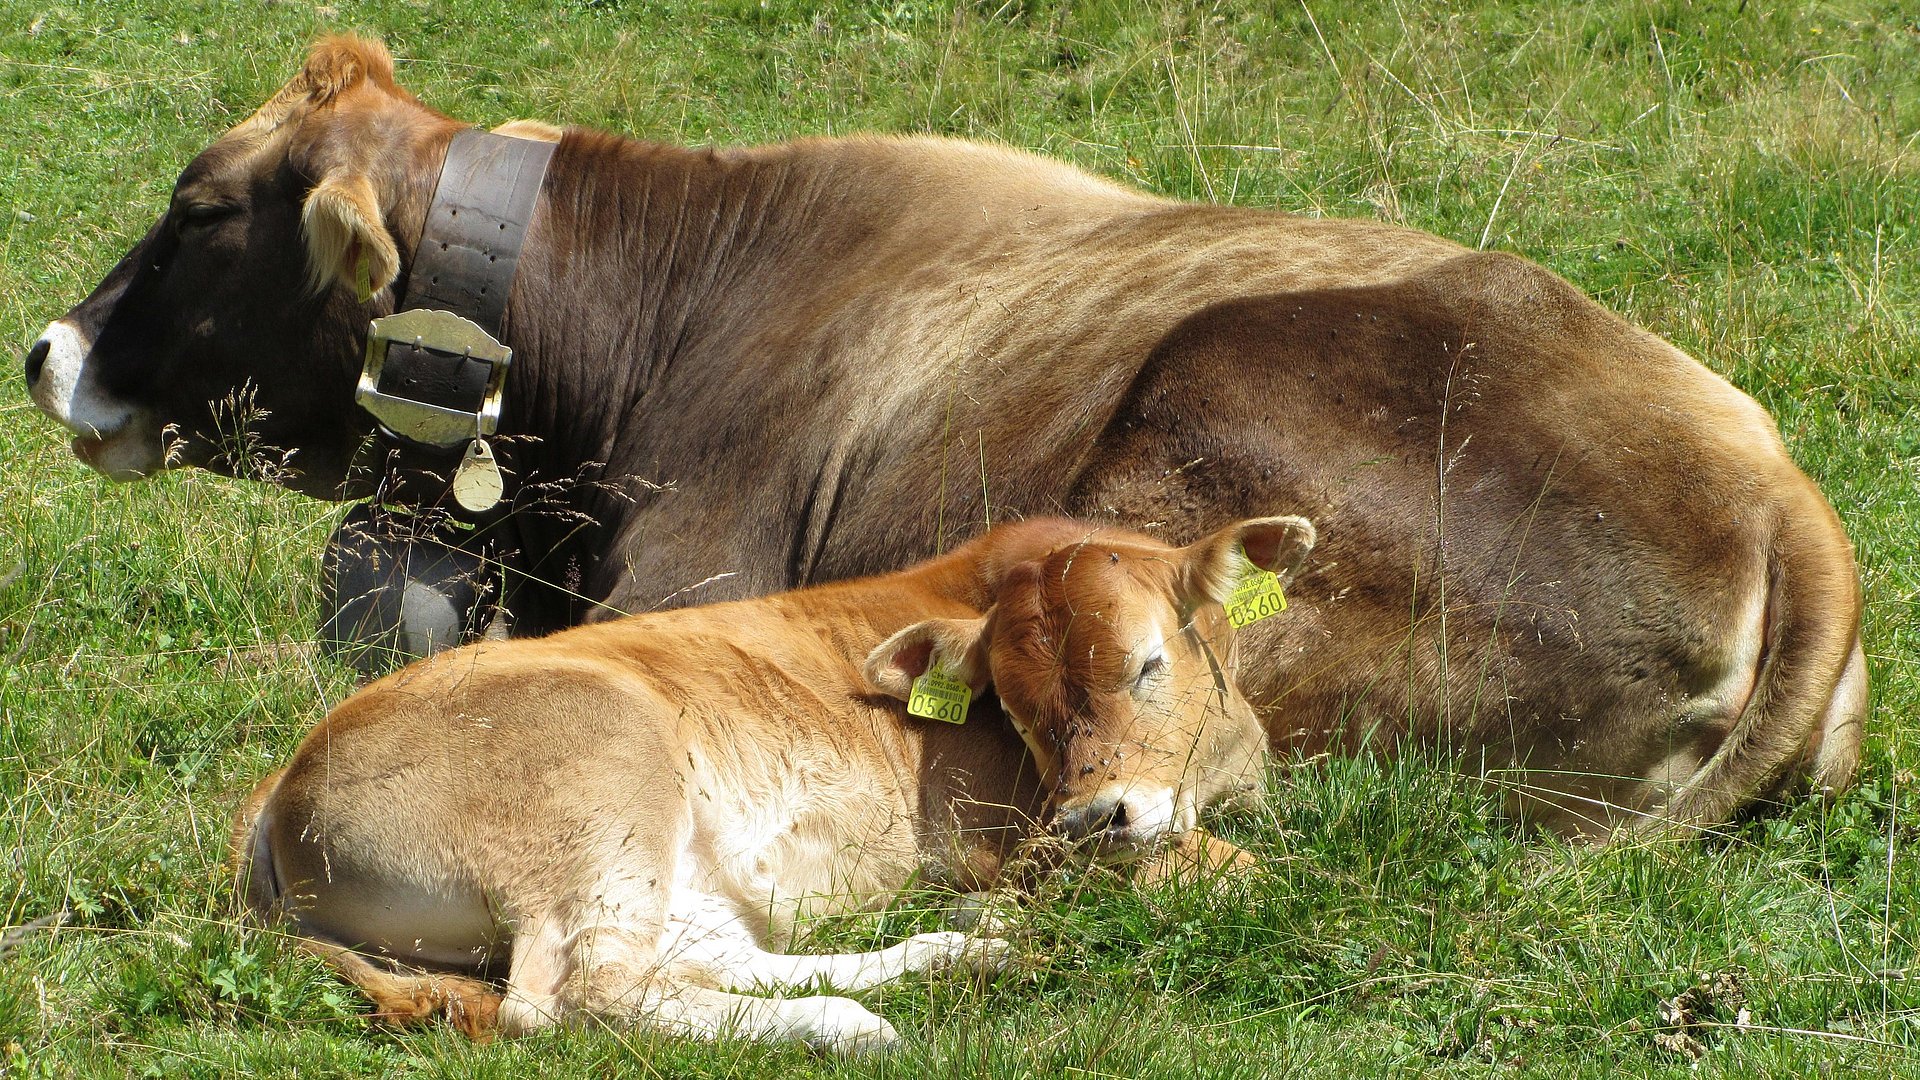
<box><xmin>358</xmin><ymin>308</ymin><xmax>511</xmax><ymax>449</ymax></box>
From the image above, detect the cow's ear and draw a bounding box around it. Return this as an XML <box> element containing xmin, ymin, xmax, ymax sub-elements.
<box><xmin>491</xmin><ymin>119</ymin><xmax>564</xmax><ymax>143</ymax></box>
<box><xmin>1178</xmin><ymin>515</ymin><xmax>1317</xmax><ymax>611</ymax></box>
<box><xmin>863</xmin><ymin>614</ymin><xmax>991</xmax><ymax>700</ymax></box>
<box><xmin>301</xmin><ymin>171</ymin><xmax>399</xmax><ymax>302</ymax></box>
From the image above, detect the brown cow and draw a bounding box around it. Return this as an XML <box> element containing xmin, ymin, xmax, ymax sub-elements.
<box><xmin>231</xmin><ymin>514</ymin><xmax>1314</xmax><ymax>1048</ymax></box>
<box><xmin>27</xmin><ymin>38</ymin><xmax>1864</xmax><ymax>836</ymax></box>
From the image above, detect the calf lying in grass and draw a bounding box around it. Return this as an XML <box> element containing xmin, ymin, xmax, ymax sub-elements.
<box><xmin>231</xmin><ymin>514</ymin><xmax>1315</xmax><ymax>1051</ymax></box>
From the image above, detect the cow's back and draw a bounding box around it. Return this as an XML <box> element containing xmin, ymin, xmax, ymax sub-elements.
<box><xmin>565</xmin><ymin>135</ymin><xmax>1469</xmax><ymax>613</ymax></box>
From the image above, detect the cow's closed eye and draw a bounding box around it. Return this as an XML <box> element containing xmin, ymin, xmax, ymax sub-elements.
<box><xmin>179</xmin><ymin>202</ymin><xmax>237</xmax><ymax>229</ymax></box>
<box><xmin>1132</xmin><ymin>652</ymin><xmax>1166</xmax><ymax>690</ymax></box>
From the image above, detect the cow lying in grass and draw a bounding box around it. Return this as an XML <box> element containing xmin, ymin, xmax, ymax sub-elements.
<box><xmin>32</xmin><ymin>36</ymin><xmax>1864</xmax><ymax>836</ymax></box>
<box><xmin>231</xmin><ymin>514</ymin><xmax>1314</xmax><ymax>1050</ymax></box>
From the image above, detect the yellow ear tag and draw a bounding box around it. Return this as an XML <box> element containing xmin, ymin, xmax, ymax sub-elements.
<box><xmin>1224</xmin><ymin>554</ymin><xmax>1287</xmax><ymax>629</ymax></box>
<box><xmin>353</xmin><ymin>253</ymin><xmax>375</xmax><ymax>302</ymax></box>
<box><xmin>908</xmin><ymin>666</ymin><xmax>972</xmax><ymax>724</ymax></box>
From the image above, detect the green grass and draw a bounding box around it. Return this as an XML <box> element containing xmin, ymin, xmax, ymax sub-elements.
<box><xmin>2</xmin><ymin>1</ymin><xmax>1916</xmax><ymax>1075</ymax></box>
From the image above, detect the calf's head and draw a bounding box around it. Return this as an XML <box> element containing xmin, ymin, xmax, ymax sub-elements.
<box><xmin>24</xmin><ymin>37</ymin><xmax>455</xmax><ymax>496</ymax></box>
<box><xmin>866</xmin><ymin>515</ymin><xmax>1316</xmax><ymax>858</ymax></box>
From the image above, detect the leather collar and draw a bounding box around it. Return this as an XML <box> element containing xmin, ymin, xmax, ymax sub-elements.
<box><xmin>406</xmin><ymin>127</ymin><xmax>553</xmax><ymax>338</ymax></box>
<box><xmin>355</xmin><ymin>128</ymin><xmax>555</xmax><ymax>507</ymax></box>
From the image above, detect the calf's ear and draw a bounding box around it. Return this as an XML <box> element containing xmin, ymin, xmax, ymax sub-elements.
<box><xmin>301</xmin><ymin>171</ymin><xmax>399</xmax><ymax>302</ymax></box>
<box><xmin>1178</xmin><ymin>515</ymin><xmax>1318</xmax><ymax>611</ymax></box>
<box><xmin>863</xmin><ymin>615</ymin><xmax>991</xmax><ymax>700</ymax></box>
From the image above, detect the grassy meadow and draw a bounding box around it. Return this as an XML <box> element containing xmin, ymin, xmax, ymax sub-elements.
<box><xmin>2</xmin><ymin>1</ymin><xmax>1917</xmax><ymax>1075</ymax></box>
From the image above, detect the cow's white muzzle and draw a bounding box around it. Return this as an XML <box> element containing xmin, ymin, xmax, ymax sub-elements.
<box><xmin>26</xmin><ymin>321</ymin><xmax>162</xmax><ymax>479</ymax></box>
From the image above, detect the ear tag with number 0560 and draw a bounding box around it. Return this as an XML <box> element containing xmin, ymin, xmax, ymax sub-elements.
<box><xmin>1224</xmin><ymin>554</ymin><xmax>1287</xmax><ymax>630</ymax></box>
<box><xmin>452</xmin><ymin>438</ymin><xmax>504</xmax><ymax>514</ymax></box>
<box><xmin>908</xmin><ymin>666</ymin><xmax>972</xmax><ymax>724</ymax></box>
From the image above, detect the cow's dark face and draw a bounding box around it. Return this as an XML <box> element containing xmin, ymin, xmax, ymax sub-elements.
<box><xmin>23</xmin><ymin>37</ymin><xmax>450</xmax><ymax>498</ymax></box>
<box><xmin>28</xmin><ymin>147</ymin><xmax>361</xmax><ymax>494</ymax></box>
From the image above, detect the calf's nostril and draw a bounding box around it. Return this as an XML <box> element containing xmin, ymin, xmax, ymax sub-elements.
<box><xmin>1054</xmin><ymin>806</ymin><xmax>1093</xmax><ymax>841</ymax></box>
<box><xmin>24</xmin><ymin>338</ymin><xmax>50</xmax><ymax>388</ymax></box>
<box><xmin>1054</xmin><ymin>796</ymin><xmax>1126</xmax><ymax>841</ymax></box>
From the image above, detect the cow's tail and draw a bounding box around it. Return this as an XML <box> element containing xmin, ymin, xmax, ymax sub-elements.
<box><xmin>1652</xmin><ymin>496</ymin><xmax>1866</xmax><ymax>832</ymax></box>
<box><xmin>229</xmin><ymin>770</ymin><xmax>502</xmax><ymax>1039</ymax></box>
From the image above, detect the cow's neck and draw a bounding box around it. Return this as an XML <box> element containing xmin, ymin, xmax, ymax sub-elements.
<box><xmin>474</xmin><ymin>134</ymin><xmax>816</xmax><ymax>629</ymax></box>
<box><xmin>394</xmin><ymin>135</ymin><xmax>1103</xmax><ymax>633</ymax></box>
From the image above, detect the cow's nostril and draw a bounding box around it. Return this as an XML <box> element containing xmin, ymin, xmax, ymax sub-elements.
<box><xmin>24</xmin><ymin>338</ymin><xmax>50</xmax><ymax>388</ymax></box>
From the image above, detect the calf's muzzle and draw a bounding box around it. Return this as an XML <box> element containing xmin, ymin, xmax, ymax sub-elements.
<box><xmin>1051</xmin><ymin>784</ymin><xmax>1177</xmax><ymax>855</ymax></box>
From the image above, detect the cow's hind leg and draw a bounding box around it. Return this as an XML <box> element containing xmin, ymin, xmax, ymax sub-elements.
<box><xmin>659</xmin><ymin>886</ymin><xmax>1010</xmax><ymax>994</ymax></box>
<box><xmin>1651</xmin><ymin>509</ymin><xmax>1866</xmax><ymax>833</ymax></box>
<box><xmin>294</xmin><ymin>933</ymin><xmax>503</xmax><ymax>1038</ymax></box>
<box><xmin>636</xmin><ymin>981</ymin><xmax>901</xmax><ymax>1054</ymax></box>
<box><xmin>1807</xmin><ymin>634</ymin><xmax>1867</xmax><ymax>799</ymax></box>
<box><xmin>501</xmin><ymin>904</ymin><xmax>900</xmax><ymax>1054</ymax></box>
<box><xmin>726</xmin><ymin>930</ymin><xmax>1011</xmax><ymax>992</ymax></box>
<box><xmin>232</xmin><ymin>769</ymin><xmax>502</xmax><ymax>1038</ymax></box>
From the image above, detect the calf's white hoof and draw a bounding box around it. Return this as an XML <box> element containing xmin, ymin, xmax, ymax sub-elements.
<box><xmin>904</xmin><ymin>930</ymin><xmax>1015</xmax><ymax>976</ymax></box>
<box><xmin>804</xmin><ymin>997</ymin><xmax>899</xmax><ymax>1055</ymax></box>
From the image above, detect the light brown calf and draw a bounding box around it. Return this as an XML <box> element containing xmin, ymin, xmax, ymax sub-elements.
<box><xmin>233</xmin><ymin>514</ymin><xmax>1315</xmax><ymax>1050</ymax></box>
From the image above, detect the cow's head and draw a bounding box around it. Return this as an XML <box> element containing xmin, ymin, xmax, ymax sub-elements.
<box><xmin>866</xmin><ymin>515</ymin><xmax>1316</xmax><ymax>859</ymax></box>
<box><xmin>23</xmin><ymin>37</ymin><xmax>457</xmax><ymax>497</ymax></box>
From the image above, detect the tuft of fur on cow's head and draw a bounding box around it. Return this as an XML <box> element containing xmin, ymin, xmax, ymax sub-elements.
<box><xmin>233</xmin><ymin>36</ymin><xmax>406</xmax><ymax>139</ymax></box>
